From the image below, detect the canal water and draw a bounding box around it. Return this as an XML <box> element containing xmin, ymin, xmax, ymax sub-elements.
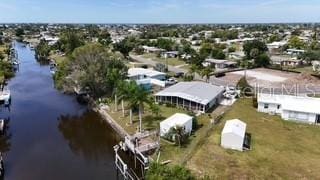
<box><xmin>0</xmin><ymin>42</ymin><xmax>121</xmax><ymax>180</ymax></box>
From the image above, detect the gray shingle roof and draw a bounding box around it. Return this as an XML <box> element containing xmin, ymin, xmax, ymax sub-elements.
<box><xmin>155</xmin><ymin>82</ymin><xmax>225</xmax><ymax>105</ymax></box>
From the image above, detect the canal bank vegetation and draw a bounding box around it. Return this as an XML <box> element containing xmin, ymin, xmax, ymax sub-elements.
<box><xmin>35</xmin><ymin>39</ymin><xmax>50</xmax><ymax>61</ymax></box>
<box><xmin>0</xmin><ymin>44</ymin><xmax>16</xmax><ymax>84</ymax></box>
<box><xmin>146</xmin><ymin>162</ymin><xmax>195</xmax><ymax>180</ymax></box>
<box><xmin>54</xmin><ymin>43</ymin><xmax>128</xmax><ymax>98</ymax></box>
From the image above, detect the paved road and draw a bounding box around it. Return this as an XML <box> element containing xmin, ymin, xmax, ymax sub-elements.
<box><xmin>129</xmin><ymin>55</ymin><xmax>320</xmax><ymax>94</ymax></box>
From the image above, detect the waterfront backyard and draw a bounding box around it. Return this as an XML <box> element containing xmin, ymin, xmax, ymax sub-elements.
<box><xmin>106</xmin><ymin>100</ymin><xmax>229</xmax><ymax>165</ymax></box>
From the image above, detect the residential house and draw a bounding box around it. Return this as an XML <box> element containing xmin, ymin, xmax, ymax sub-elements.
<box><xmin>155</xmin><ymin>82</ymin><xmax>224</xmax><ymax>113</ymax></box>
<box><xmin>128</xmin><ymin>68</ymin><xmax>166</xmax><ymax>89</ymax></box>
<box><xmin>161</xmin><ymin>51</ymin><xmax>179</xmax><ymax>58</ymax></box>
<box><xmin>204</xmin><ymin>59</ymin><xmax>237</xmax><ymax>70</ymax></box>
<box><xmin>142</xmin><ymin>46</ymin><xmax>166</xmax><ymax>54</ymax></box>
<box><xmin>258</xmin><ymin>93</ymin><xmax>320</xmax><ymax>124</ymax></box>
<box><xmin>270</xmin><ymin>56</ymin><xmax>303</xmax><ymax>67</ymax></box>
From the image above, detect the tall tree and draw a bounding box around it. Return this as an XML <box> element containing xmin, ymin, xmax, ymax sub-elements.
<box><xmin>35</xmin><ymin>39</ymin><xmax>51</xmax><ymax>60</ymax></box>
<box><xmin>243</xmin><ymin>40</ymin><xmax>268</xmax><ymax>59</ymax></box>
<box><xmin>113</xmin><ymin>37</ymin><xmax>136</xmax><ymax>58</ymax></box>
<box><xmin>117</xmin><ymin>81</ymin><xmax>139</xmax><ymax>123</ymax></box>
<box><xmin>128</xmin><ymin>83</ymin><xmax>151</xmax><ymax>132</ymax></box>
<box><xmin>255</xmin><ymin>53</ymin><xmax>270</xmax><ymax>67</ymax></box>
<box><xmin>199</xmin><ymin>43</ymin><xmax>212</xmax><ymax>59</ymax></box>
<box><xmin>68</xmin><ymin>43</ymin><xmax>126</xmax><ymax>98</ymax></box>
<box><xmin>98</xmin><ymin>30</ymin><xmax>112</xmax><ymax>46</ymax></box>
<box><xmin>200</xmin><ymin>67</ymin><xmax>214</xmax><ymax>83</ymax></box>
<box><xmin>288</xmin><ymin>36</ymin><xmax>305</xmax><ymax>50</ymax></box>
<box><xmin>59</xmin><ymin>30</ymin><xmax>84</xmax><ymax>54</ymax></box>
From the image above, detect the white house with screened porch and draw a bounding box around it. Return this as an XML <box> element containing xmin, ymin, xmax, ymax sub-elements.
<box><xmin>257</xmin><ymin>93</ymin><xmax>320</xmax><ymax>124</ymax></box>
<box><xmin>155</xmin><ymin>82</ymin><xmax>224</xmax><ymax>113</ymax></box>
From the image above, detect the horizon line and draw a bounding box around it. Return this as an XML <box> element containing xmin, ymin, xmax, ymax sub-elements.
<box><xmin>1</xmin><ymin>22</ymin><xmax>320</xmax><ymax>25</ymax></box>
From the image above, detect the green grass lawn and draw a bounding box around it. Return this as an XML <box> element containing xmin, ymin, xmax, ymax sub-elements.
<box><xmin>142</xmin><ymin>53</ymin><xmax>186</xmax><ymax>66</ymax></box>
<box><xmin>108</xmin><ymin>101</ymin><xmax>190</xmax><ymax>135</ymax></box>
<box><xmin>186</xmin><ymin>98</ymin><xmax>320</xmax><ymax>179</ymax></box>
<box><xmin>107</xmin><ymin>100</ymin><xmax>221</xmax><ymax>166</ymax></box>
<box><xmin>293</xmin><ymin>66</ymin><xmax>314</xmax><ymax>74</ymax></box>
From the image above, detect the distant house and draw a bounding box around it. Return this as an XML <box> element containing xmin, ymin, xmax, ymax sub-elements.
<box><xmin>258</xmin><ymin>93</ymin><xmax>320</xmax><ymax>124</ymax></box>
<box><xmin>226</xmin><ymin>38</ymin><xmax>255</xmax><ymax>45</ymax></box>
<box><xmin>267</xmin><ymin>41</ymin><xmax>287</xmax><ymax>54</ymax></box>
<box><xmin>42</xmin><ymin>36</ymin><xmax>59</xmax><ymax>46</ymax></box>
<box><xmin>221</xmin><ymin>119</ymin><xmax>250</xmax><ymax>151</ymax></box>
<box><xmin>287</xmin><ymin>49</ymin><xmax>305</xmax><ymax>56</ymax></box>
<box><xmin>160</xmin><ymin>113</ymin><xmax>193</xmax><ymax>137</ymax></box>
<box><xmin>155</xmin><ymin>82</ymin><xmax>224</xmax><ymax>113</ymax></box>
<box><xmin>229</xmin><ymin>51</ymin><xmax>245</xmax><ymax>60</ymax></box>
<box><xmin>162</xmin><ymin>51</ymin><xmax>179</xmax><ymax>58</ymax></box>
<box><xmin>128</xmin><ymin>68</ymin><xmax>166</xmax><ymax>81</ymax></box>
<box><xmin>204</xmin><ymin>59</ymin><xmax>237</xmax><ymax>70</ymax></box>
<box><xmin>270</xmin><ymin>56</ymin><xmax>303</xmax><ymax>67</ymax></box>
<box><xmin>142</xmin><ymin>46</ymin><xmax>166</xmax><ymax>54</ymax></box>
<box><xmin>128</xmin><ymin>68</ymin><xmax>166</xmax><ymax>88</ymax></box>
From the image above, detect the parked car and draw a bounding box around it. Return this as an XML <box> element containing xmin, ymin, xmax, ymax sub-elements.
<box><xmin>165</xmin><ymin>78</ymin><xmax>178</xmax><ymax>86</ymax></box>
<box><xmin>174</xmin><ymin>72</ymin><xmax>184</xmax><ymax>78</ymax></box>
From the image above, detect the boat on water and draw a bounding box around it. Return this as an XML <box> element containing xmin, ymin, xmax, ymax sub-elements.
<box><xmin>0</xmin><ymin>153</ymin><xmax>4</xmax><ymax>179</ymax></box>
<box><xmin>0</xmin><ymin>90</ymin><xmax>11</xmax><ymax>103</ymax></box>
<box><xmin>29</xmin><ymin>45</ymin><xmax>35</xmax><ymax>50</ymax></box>
<box><xmin>49</xmin><ymin>61</ymin><xmax>57</xmax><ymax>74</ymax></box>
<box><xmin>0</xmin><ymin>120</ymin><xmax>4</xmax><ymax>134</ymax></box>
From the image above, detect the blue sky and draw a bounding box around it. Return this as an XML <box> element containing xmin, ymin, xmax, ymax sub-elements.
<box><xmin>0</xmin><ymin>0</ymin><xmax>320</xmax><ymax>23</ymax></box>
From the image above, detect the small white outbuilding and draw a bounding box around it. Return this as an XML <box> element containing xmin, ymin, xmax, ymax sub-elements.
<box><xmin>221</xmin><ymin>119</ymin><xmax>247</xmax><ymax>151</ymax></box>
<box><xmin>160</xmin><ymin>113</ymin><xmax>193</xmax><ymax>137</ymax></box>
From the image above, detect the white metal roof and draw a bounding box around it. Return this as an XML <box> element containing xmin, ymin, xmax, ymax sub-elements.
<box><xmin>128</xmin><ymin>68</ymin><xmax>165</xmax><ymax>78</ymax></box>
<box><xmin>142</xmin><ymin>46</ymin><xmax>165</xmax><ymax>52</ymax></box>
<box><xmin>258</xmin><ymin>93</ymin><xmax>320</xmax><ymax>114</ymax></box>
<box><xmin>222</xmin><ymin>119</ymin><xmax>246</xmax><ymax>138</ymax></box>
<box><xmin>160</xmin><ymin>113</ymin><xmax>193</xmax><ymax>128</ymax></box>
<box><xmin>155</xmin><ymin>82</ymin><xmax>224</xmax><ymax>105</ymax></box>
<box><xmin>205</xmin><ymin>59</ymin><xmax>228</xmax><ymax>64</ymax></box>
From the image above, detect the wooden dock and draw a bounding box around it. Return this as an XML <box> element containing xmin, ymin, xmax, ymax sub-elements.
<box><xmin>94</xmin><ymin>103</ymin><xmax>160</xmax><ymax>179</ymax></box>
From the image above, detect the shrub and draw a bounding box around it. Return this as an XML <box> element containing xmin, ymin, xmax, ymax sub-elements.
<box><xmin>237</xmin><ymin>76</ymin><xmax>253</xmax><ymax>96</ymax></box>
<box><xmin>164</xmin><ymin>126</ymin><xmax>189</xmax><ymax>147</ymax></box>
<box><xmin>252</xmin><ymin>97</ymin><xmax>258</xmax><ymax>108</ymax></box>
<box><xmin>146</xmin><ymin>163</ymin><xmax>195</xmax><ymax>180</ymax></box>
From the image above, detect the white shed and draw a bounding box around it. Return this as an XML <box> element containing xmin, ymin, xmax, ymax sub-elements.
<box><xmin>221</xmin><ymin>119</ymin><xmax>247</xmax><ymax>151</ymax></box>
<box><xmin>160</xmin><ymin>113</ymin><xmax>193</xmax><ymax>137</ymax></box>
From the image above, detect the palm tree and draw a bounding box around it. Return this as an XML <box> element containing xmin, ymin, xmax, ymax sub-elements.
<box><xmin>116</xmin><ymin>81</ymin><xmax>127</xmax><ymax>117</ymax></box>
<box><xmin>128</xmin><ymin>82</ymin><xmax>151</xmax><ymax>132</ymax></box>
<box><xmin>200</xmin><ymin>67</ymin><xmax>214</xmax><ymax>83</ymax></box>
<box><xmin>170</xmin><ymin>126</ymin><xmax>187</xmax><ymax>148</ymax></box>
<box><xmin>188</xmin><ymin>64</ymin><xmax>198</xmax><ymax>78</ymax></box>
<box><xmin>108</xmin><ymin>63</ymin><xmax>128</xmax><ymax>112</ymax></box>
<box><xmin>117</xmin><ymin>81</ymin><xmax>136</xmax><ymax>121</ymax></box>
